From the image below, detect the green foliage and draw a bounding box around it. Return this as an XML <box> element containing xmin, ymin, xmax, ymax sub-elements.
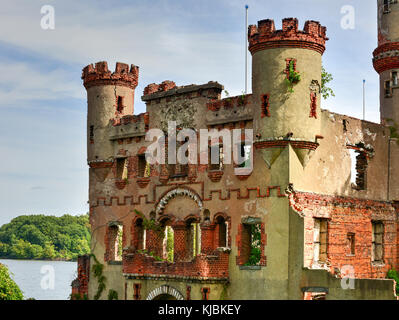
<box><xmin>285</xmin><ymin>60</ymin><xmax>301</xmax><ymax>93</ymax></box>
<box><xmin>134</xmin><ymin>210</ymin><xmax>164</xmax><ymax>239</ymax></box>
<box><xmin>385</xmin><ymin>118</ymin><xmax>399</xmax><ymax>144</ymax></box>
<box><xmin>166</xmin><ymin>226</ymin><xmax>174</xmax><ymax>263</ymax></box>
<box><xmin>107</xmin><ymin>289</ymin><xmax>118</xmax><ymax>300</ymax></box>
<box><xmin>0</xmin><ymin>264</ymin><xmax>23</xmax><ymax>300</ymax></box>
<box><xmin>321</xmin><ymin>66</ymin><xmax>335</xmax><ymax>100</ymax></box>
<box><xmin>387</xmin><ymin>269</ymin><xmax>399</xmax><ymax>295</ymax></box>
<box><xmin>0</xmin><ymin>214</ymin><xmax>90</xmax><ymax>261</ymax></box>
<box><xmin>245</xmin><ymin>224</ymin><xmax>261</xmax><ymax>266</ymax></box>
<box><xmin>91</xmin><ymin>254</ymin><xmax>106</xmax><ymax>300</ymax></box>
<box><xmin>219</xmin><ymin>283</ymin><xmax>228</xmax><ymax>300</ymax></box>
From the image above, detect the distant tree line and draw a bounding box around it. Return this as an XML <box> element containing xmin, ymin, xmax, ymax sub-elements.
<box><xmin>0</xmin><ymin>214</ymin><xmax>90</xmax><ymax>261</ymax></box>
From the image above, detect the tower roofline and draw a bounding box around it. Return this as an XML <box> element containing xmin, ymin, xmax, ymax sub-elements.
<box><xmin>248</xmin><ymin>18</ymin><xmax>328</xmax><ymax>55</ymax></box>
<box><xmin>82</xmin><ymin>61</ymin><xmax>139</xmax><ymax>90</ymax></box>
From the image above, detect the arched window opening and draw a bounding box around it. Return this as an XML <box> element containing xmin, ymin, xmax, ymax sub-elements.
<box><xmin>107</xmin><ymin>222</ymin><xmax>123</xmax><ymax>261</ymax></box>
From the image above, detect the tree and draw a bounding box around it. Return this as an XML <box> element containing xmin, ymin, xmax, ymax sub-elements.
<box><xmin>0</xmin><ymin>264</ymin><xmax>23</xmax><ymax>300</ymax></box>
<box><xmin>321</xmin><ymin>66</ymin><xmax>335</xmax><ymax>100</ymax></box>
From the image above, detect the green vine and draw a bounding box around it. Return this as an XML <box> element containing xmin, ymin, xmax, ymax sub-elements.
<box><xmin>244</xmin><ymin>224</ymin><xmax>261</xmax><ymax>266</ymax></box>
<box><xmin>386</xmin><ymin>118</ymin><xmax>399</xmax><ymax>144</ymax></box>
<box><xmin>219</xmin><ymin>282</ymin><xmax>229</xmax><ymax>300</ymax></box>
<box><xmin>321</xmin><ymin>66</ymin><xmax>335</xmax><ymax>100</ymax></box>
<box><xmin>134</xmin><ymin>209</ymin><xmax>164</xmax><ymax>239</ymax></box>
<box><xmin>107</xmin><ymin>289</ymin><xmax>118</xmax><ymax>300</ymax></box>
<box><xmin>387</xmin><ymin>269</ymin><xmax>399</xmax><ymax>295</ymax></box>
<box><xmin>90</xmin><ymin>254</ymin><xmax>106</xmax><ymax>300</ymax></box>
<box><xmin>285</xmin><ymin>60</ymin><xmax>301</xmax><ymax>93</ymax></box>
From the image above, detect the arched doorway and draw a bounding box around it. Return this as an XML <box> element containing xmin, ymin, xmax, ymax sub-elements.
<box><xmin>146</xmin><ymin>285</ymin><xmax>184</xmax><ymax>300</ymax></box>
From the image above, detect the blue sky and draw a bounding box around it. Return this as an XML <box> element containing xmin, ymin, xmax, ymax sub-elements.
<box><xmin>0</xmin><ymin>0</ymin><xmax>380</xmax><ymax>225</ymax></box>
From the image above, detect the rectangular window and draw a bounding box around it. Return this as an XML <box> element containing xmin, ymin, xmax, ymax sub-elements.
<box><xmin>89</xmin><ymin>125</ymin><xmax>94</xmax><ymax>143</ymax></box>
<box><xmin>116</xmin><ymin>158</ymin><xmax>128</xmax><ymax>180</ymax></box>
<box><xmin>243</xmin><ymin>223</ymin><xmax>261</xmax><ymax>266</ymax></box>
<box><xmin>384</xmin><ymin>0</ymin><xmax>390</xmax><ymax>13</ymax></box>
<box><xmin>108</xmin><ymin>223</ymin><xmax>123</xmax><ymax>261</ymax></box>
<box><xmin>347</xmin><ymin>232</ymin><xmax>355</xmax><ymax>255</ymax></box>
<box><xmin>372</xmin><ymin>221</ymin><xmax>384</xmax><ymax>263</ymax></box>
<box><xmin>385</xmin><ymin>80</ymin><xmax>392</xmax><ymax>96</ymax></box>
<box><xmin>314</xmin><ymin>218</ymin><xmax>328</xmax><ymax>263</ymax></box>
<box><xmin>209</xmin><ymin>144</ymin><xmax>223</xmax><ymax>171</ymax></box>
<box><xmin>392</xmin><ymin>71</ymin><xmax>398</xmax><ymax>86</ymax></box>
<box><xmin>238</xmin><ymin>143</ymin><xmax>252</xmax><ymax>168</ymax></box>
<box><xmin>138</xmin><ymin>154</ymin><xmax>149</xmax><ymax>177</ymax></box>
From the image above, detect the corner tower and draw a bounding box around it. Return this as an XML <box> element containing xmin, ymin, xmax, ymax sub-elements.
<box><xmin>249</xmin><ymin>18</ymin><xmax>328</xmax><ymax>167</ymax></box>
<box><xmin>373</xmin><ymin>0</ymin><xmax>399</xmax><ymax>125</ymax></box>
<box><xmin>82</xmin><ymin>61</ymin><xmax>139</xmax><ymax>162</ymax></box>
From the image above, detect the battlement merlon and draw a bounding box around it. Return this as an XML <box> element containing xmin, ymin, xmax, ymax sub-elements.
<box><xmin>82</xmin><ymin>61</ymin><xmax>139</xmax><ymax>90</ymax></box>
<box><xmin>248</xmin><ymin>18</ymin><xmax>328</xmax><ymax>55</ymax></box>
<box><xmin>142</xmin><ymin>81</ymin><xmax>224</xmax><ymax>102</ymax></box>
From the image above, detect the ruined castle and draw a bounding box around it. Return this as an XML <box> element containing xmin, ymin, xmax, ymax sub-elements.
<box><xmin>72</xmin><ymin>0</ymin><xmax>399</xmax><ymax>300</ymax></box>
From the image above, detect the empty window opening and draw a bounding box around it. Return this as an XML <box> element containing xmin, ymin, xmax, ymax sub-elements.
<box><xmin>117</xmin><ymin>96</ymin><xmax>124</xmax><ymax>113</ymax></box>
<box><xmin>392</xmin><ymin>71</ymin><xmax>398</xmax><ymax>86</ymax></box>
<box><xmin>349</xmin><ymin>148</ymin><xmax>368</xmax><ymax>190</ymax></box>
<box><xmin>237</xmin><ymin>143</ymin><xmax>252</xmax><ymax>169</ymax></box>
<box><xmin>385</xmin><ymin>80</ymin><xmax>392</xmax><ymax>96</ymax></box>
<box><xmin>89</xmin><ymin>125</ymin><xmax>94</xmax><ymax>143</ymax></box>
<box><xmin>162</xmin><ymin>225</ymin><xmax>174</xmax><ymax>263</ymax></box>
<box><xmin>116</xmin><ymin>158</ymin><xmax>128</xmax><ymax>180</ymax></box>
<box><xmin>133</xmin><ymin>284</ymin><xmax>141</xmax><ymax>300</ymax></box>
<box><xmin>133</xmin><ymin>218</ymin><xmax>145</xmax><ymax>251</ymax></box>
<box><xmin>216</xmin><ymin>216</ymin><xmax>228</xmax><ymax>247</ymax></box>
<box><xmin>108</xmin><ymin>223</ymin><xmax>123</xmax><ymax>261</ymax></box>
<box><xmin>186</xmin><ymin>219</ymin><xmax>201</xmax><ymax>259</ymax></box>
<box><xmin>242</xmin><ymin>223</ymin><xmax>262</xmax><ymax>266</ymax></box>
<box><xmin>209</xmin><ymin>144</ymin><xmax>224</xmax><ymax>171</ymax></box>
<box><xmin>261</xmin><ymin>94</ymin><xmax>270</xmax><ymax>118</ymax></box>
<box><xmin>138</xmin><ymin>154</ymin><xmax>150</xmax><ymax>178</ymax></box>
<box><xmin>372</xmin><ymin>221</ymin><xmax>384</xmax><ymax>263</ymax></box>
<box><xmin>314</xmin><ymin>218</ymin><xmax>328</xmax><ymax>264</ymax></box>
<box><xmin>347</xmin><ymin>232</ymin><xmax>355</xmax><ymax>255</ymax></box>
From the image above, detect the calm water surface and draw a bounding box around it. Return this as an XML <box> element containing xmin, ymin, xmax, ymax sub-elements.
<box><xmin>0</xmin><ymin>259</ymin><xmax>77</xmax><ymax>300</ymax></box>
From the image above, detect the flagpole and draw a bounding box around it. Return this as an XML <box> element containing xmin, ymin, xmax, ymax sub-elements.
<box><xmin>363</xmin><ymin>79</ymin><xmax>366</xmax><ymax>120</ymax></box>
<box><xmin>245</xmin><ymin>5</ymin><xmax>248</xmax><ymax>94</ymax></box>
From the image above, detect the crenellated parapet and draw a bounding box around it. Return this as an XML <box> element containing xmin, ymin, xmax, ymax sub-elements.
<box><xmin>82</xmin><ymin>61</ymin><xmax>139</xmax><ymax>89</ymax></box>
<box><xmin>248</xmin><ymin>18</ymin><xmax>328</xmax><ymax>55</ymax></box>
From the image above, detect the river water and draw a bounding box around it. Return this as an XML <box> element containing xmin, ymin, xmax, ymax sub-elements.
<box><xmin>0</xmin><ymin>259</ymin><xmax>77</xmax><ymax>300</ymax></box>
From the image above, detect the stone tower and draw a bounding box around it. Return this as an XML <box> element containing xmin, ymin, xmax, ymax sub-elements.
<box><xmin>82</xmin><ymin>61</ymin><xmax>139</xmax><ymax>163</ymax></box>
<box><xmin>249</xmin><ymin>18</ymin><xmax>328</xmax><ymax>167</ymax></box>
<box><xmin>373</xmin><ymin>0</ymin><xmax>399</xmax><ymax>125</ymax></box>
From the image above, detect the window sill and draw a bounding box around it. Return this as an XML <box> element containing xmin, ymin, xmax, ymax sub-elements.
<box><xmin>346</xmin><ymin>254</ymin><xmax>356</xmax><ymax>257</ymax></box>
<box><xmin>239</xmin><ymin>265</ymin><xmax>261</xmax><ymax>270</ymax></box>
<box><xmin>208</xmin><ymin>170</ymin><xmax>224</xmax><ymax>182</ymax></box>
<box><xmin>371</xmin><ymin>261</ymin><xmax>385</xmax><ymax>267</ymax></box>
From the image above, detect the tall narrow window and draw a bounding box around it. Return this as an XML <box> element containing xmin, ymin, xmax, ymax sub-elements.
<box><xmin>186</xmin><ymin>219</ymin><xmax>201</xmax><ymax>259</ymax></box>
<box><xmin>384</xmin><ymin>0</ymin><xmax>390</xmax><ymax>13</ymax></box>
<box><xmin>348</xmin><ymin>147</ymin><xmax>369</xmax><ymax>191</ymax></box>
<box><xmin>237</xmin><ymin>143</ymin><xmax>252</xmax><ymax>168</ymax></box>
<box><xmin>116</xmin><ymin>158</ymin><xmax>128</xmax><ymax>180</ymax></box>
<box><xmin>132</xmin><ymin>218</ymin><xmax>145</xmax><ymax>250</ymax></box>
<box><xmin>163</xmin><ymin>225</ymin><xmax>174</xmax><ymax>263</ymax></box>
<box><xmin>347</xmin><ymin>233</ymin><xmax>355</xmax><ymax>255</ymax></box>
<box><xmin>314</xmin><ymin>218</ymin><xmax>328</xmax><ymax>263</ymax></box>
<box><xmin>392</xmin><ymin>71</ymin><xmax>398</xmax><ymax>86</ymax></box>
<box><xmin>261</xmin><ymin>94</ymin><xmax>270</xmax><ymax>118</ymax></box>
<box><xmin>117</xmin><ymin>96</ymin><xmax>124</xmax><ymax>114</ymax></box>
<box><xmin>209</xmin><ymin>144</ymin><xmax>223</xmax><ymax>171</ymax></box>
<box><xmin>107</xmin><ymin>223</ymin><xmax>123</xmax><ymax>261</ymax></box>
<box><xmin>89</xmin><ymin>125</ymin><xmax>94</xmax><ymax>143</ymax></box>
<box><xmin>216</xmin><ymin>216</ymin><xmax>227</xmax><ymax>247</ymax></box>
<box><xmin>242</xmin><ymin>223</ymin><xmax>261</xmax><ymax>266</ymax></box>
<box><xmin>138</xmin><ymin>154</ymin><xmax>150</xmax><ymax>178</ymax></box>
<box><xmin>372</xmin><ymin>221</ymin><xmax>384</xmax><ymax>263</ymax></box>
<box><xmin>385</xmin><ymin>80</ymin><xmax>392</xmax><ymax>96</ymax></box>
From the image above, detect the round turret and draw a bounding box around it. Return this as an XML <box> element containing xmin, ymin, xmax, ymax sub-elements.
<box><xmin>249</xmin><ymin>18</ymin><xmax>328</xmax><ymax>145</ymax></box>
<box><xmin>82</xmin><ymin>61</ymin><xmax>139</xmax><ymax>163</ymax></box>
<box><xmin>373</xmin><ymin>0</ymin><xmax>399</xmax><ymax>125</ymax></box>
